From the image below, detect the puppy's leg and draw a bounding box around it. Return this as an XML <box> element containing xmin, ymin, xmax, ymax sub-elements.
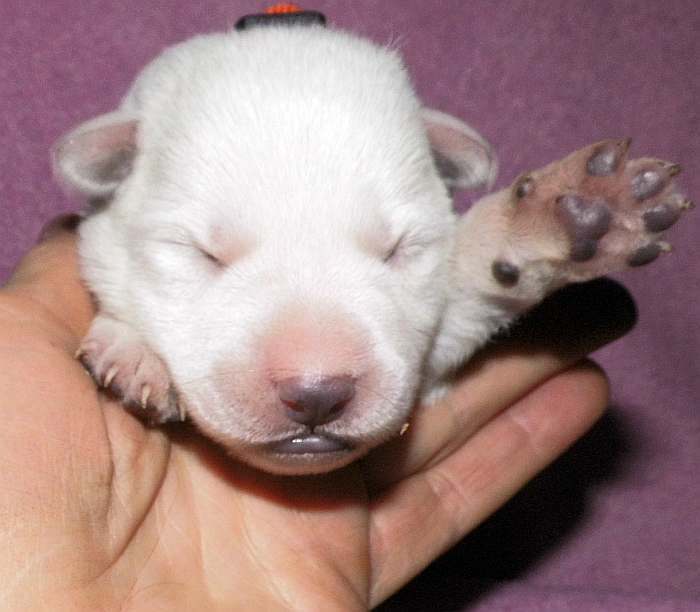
<box><xmin>429</xmin><ymin>140</ymin><xmax>691</xmax><ymax>382</ymax></box>
<box><xmin>77</xmin><ymin>314</ymin><xmax>181</xmax><ymax>423</ymax></box>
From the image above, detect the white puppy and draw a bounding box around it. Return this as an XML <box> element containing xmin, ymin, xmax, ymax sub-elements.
<box><xmin>53</xmin><ymin>19</ymin><xmax>688</xmax><ymax>474</ymax></box>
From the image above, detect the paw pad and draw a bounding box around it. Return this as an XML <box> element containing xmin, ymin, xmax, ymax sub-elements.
<box><xmin>492</xmin><ymin>260</ymin><xmax>520</xmax><ymax>286</ymax></box>
<box><xmin>556</xmin><ymin>194</ymin><xmax>612</xmax><ymax>261</ymax></box>
<box><xmin>586</xmin><ymin>139</ymin><xmax>630</xmax><ymax>176</ymax></box>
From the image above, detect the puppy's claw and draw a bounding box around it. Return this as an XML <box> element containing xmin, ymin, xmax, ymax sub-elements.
<box><xmin>104</xmin><ymin>365</ymin><xmax>119</xmax><ymax>388</ymax></box>
<box><xmin>141</xmin><ymin>385</ymin><xmax>151</xmax><ymax>409</ymax></box>
<box><xmin>668</xmin><ymin>163</ymin><xmax>682</xmax><ymax>177</ymax></box>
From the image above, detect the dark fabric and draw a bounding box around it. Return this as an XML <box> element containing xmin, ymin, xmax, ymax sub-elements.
<box><xmin>1</xmin><ymin>2</ymin><xmax>698</xmax><ymax>610</ymax></box>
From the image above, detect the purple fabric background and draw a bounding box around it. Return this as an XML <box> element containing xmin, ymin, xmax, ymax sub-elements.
<box><xmin>1</xmin><ymin>1</ymin><xmax>698</xmax><ymax>610</ymax></box>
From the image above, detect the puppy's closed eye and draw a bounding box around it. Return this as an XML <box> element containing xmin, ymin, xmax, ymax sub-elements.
<box><xmin>383</xmin><ymin>227</ymin><xmax>446</xmax><ymax>267</ymax></box>
<box><xmin>152</xmin><ymin>237</ymin><xmax>221</xmax><ymax>266</ymax></box>
<box><xmin>382</xmin><ymin>233</ymin><xmax>406</xmax><ymax>263</ymax></box>
<box><xmin>195</xmin><ymin>244</ymin><xmax>226</xmax><ymax>268</ymax></box>
<box><xmin>150</xmin><ymin>225</ymin><xmax>253</xmax><ymax>270</ymax></box>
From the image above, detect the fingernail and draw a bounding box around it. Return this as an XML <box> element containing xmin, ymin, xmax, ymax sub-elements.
<box><xmin>37</xmin><ymin>214</ymin><xmax>82</xmax><ymax>243</ymax></box>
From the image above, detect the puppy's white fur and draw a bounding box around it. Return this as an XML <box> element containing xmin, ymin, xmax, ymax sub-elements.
<box><xmin>55</xmin><ymin>25</ymin><xmax>522</xmax><ymax>474</ymax></box>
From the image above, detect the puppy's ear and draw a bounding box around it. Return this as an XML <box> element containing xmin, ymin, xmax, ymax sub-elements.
<box><xmin>422</xmin><ymin>108</ymin><xmax>497</xmax><ymax>191</ymax></box>
<box><xmin>52</xmin><ymin>112</ymin><xmax>139</xmax><ymax>198</ymax></box>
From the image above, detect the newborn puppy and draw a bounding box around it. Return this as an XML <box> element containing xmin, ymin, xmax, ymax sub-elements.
<box><xmin>53</xmin><ymin>13</ymin><xmax>690</xmax><ymax>475</ymax></box>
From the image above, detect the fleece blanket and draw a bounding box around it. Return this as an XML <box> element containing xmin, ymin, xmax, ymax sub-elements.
<box><xmin>1</xmin><ymin>1</ymin><xmax>698</xmax><ymax>610</ymax></box>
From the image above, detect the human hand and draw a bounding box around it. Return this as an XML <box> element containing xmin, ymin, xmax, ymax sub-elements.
<box><xmin>0</xmin><ymin>218</ymin><xmax>631</xmax><ymax>610</ymax></box>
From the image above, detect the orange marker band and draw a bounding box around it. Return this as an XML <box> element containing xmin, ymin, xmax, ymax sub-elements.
<box><xmin>265</xmin><ymin>3</ymin><xmax>303</xmax><ymax>14</ymax></box>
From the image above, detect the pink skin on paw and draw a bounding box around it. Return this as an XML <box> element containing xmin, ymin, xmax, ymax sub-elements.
<box><xmin>77</xmin><ymin>316</ymin><xmax>181</xmax><ymax>424</ymax></box>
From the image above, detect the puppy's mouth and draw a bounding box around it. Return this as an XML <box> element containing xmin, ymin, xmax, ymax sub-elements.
<box><xmin>267</xmin><ymin>433</ymin><xmax>353</xmax><ymax>455</ymax></box>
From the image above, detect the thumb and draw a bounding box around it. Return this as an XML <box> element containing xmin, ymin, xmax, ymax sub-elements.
<box><xmin>2</xmin><ymin>215</ymin><xmax>94</xmax><ymax>342</ymax></box>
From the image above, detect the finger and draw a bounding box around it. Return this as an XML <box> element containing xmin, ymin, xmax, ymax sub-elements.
<box><xmin>368</xmin><ymin>360</ymin><xmax>608</xmax><ymax>606</ymax></box>
<box><xmin>1</xmin><ymin>215</ymin><xmax>93</xmax><ymax>346</ymax></box>
<box><xmin>362</xmin><ymin>278</ymin><xmax>634</xmax><ymax>490</ymax></box>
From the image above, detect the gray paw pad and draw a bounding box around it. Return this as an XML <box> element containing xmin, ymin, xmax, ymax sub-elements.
<box><xmin>514</xmin><ymin>174</ymin><xmax>535</xmax><ymax>199</ymax></box>
<box><xmin>556</xmin><ymin>195</ymin><xmax>612</xmax><ymax>262</ymax></box>
<box><xmin>628</xmin><ymin>243</ymin><xmax>663</xmax><ymax>267</ymax></box>
<box><xmin>643</xmin><ymin>203</ymin><xmax>682</xmax><ymax>233</ymax></box>
<box><xmin>631</xmin><ymin>163</ymin><xmax>680</xmax><ymax>201</ymax></box>
<box><xmin>492</xmin><ymin>260</ymin><xmax>520</xmax><ymax>286</ymax></box>
<box><xmin>557</xmin><ymin>194</ymin><xmax>611</xmax><ymax>239</ymax></box>
<box><xmin>586</xmin><ymin>139</ymin><xmax>630</xmax><ymax>176</ymax></box>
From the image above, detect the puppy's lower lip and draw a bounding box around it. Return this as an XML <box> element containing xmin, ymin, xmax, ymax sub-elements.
<box><xmin>269</xmin><ymin>434</ymin><xmax>352</xmax><ymax>454</ymax></box>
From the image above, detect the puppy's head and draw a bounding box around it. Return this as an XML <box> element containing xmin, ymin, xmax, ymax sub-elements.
<box><xmin>54</xmin><ymin>27</ymin><xmax>495</xmax><ymax>474</ymax></box>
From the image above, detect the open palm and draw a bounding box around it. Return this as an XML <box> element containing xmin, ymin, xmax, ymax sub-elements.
<box><xmin>0</xmin><ymin>221</ymin><xmax>627</xmax><ymax>610</ymax></box>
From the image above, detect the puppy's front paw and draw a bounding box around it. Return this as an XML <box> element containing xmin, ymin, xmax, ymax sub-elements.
<box><xmin>77</xmin><ymin>315</ymin><xmax>182</xmax><ymax>424</ymax></box>
<box><xmin>490</xmin><ymin>139</ymin><xmax>692</xmax><ymax>289</ymax></box>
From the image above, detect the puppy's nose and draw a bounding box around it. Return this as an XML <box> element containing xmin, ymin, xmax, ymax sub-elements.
<box><xmin>278</xmin><ymin>376</ymin><xmax>355</xmax><ymax>427</ymax></box>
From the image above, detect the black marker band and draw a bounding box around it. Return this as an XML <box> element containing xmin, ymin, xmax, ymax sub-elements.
<box><xmin>235</xmin><ymin>11</ymin><xmax>326</xmax><ymax>31</ymax></box>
